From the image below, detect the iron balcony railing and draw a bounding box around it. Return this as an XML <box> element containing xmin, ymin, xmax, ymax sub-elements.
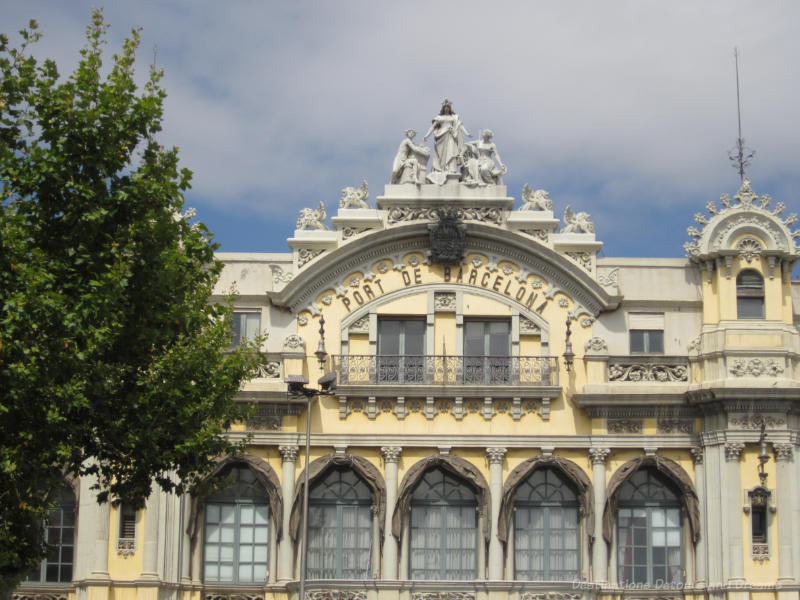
<box><xmin>332</xmin><ymin>355</ymin><xmax>558</xmax><ymax>386</ymax></box>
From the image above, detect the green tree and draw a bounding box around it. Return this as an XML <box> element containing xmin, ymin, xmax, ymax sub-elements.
<box><xmin>0</xmin><ymin>12</ymin><xmax>261</xmax><ymax>590</ymax></box>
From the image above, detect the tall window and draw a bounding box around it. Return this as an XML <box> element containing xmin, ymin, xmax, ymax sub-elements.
<box><xmin>204</xmin><ymin>465</ymin><xmax>269</xmax><ymax>584</ymax></box>
<box><xmin>231</xmin><ymin>311</ymin><xmax>261</xmax><ymax>346</ymax></box>
<box><xmin>27</xmin><ymin>484</ymin><xmax>75</xmax><ymax>584</ymax></box>
<box><xmin>737</xmin><ymin>270</ymin><xmax>765</xmax><ymax>319</ymax></box>
<box><xmin>307</xmin><ymin>467</ymin><xmax>373</xmax><ymax>579</ymax></box>
<box><xmin>617</xmin><ymin>468</ymin><xmax>682</xmax><ymax>586</ymax></box>
<box><xmin>410</xmin><ymin>468</ymin><xmax>477</xmax><ymax>580</ymax></box>
<box><xmin>378</xmin><ymin>319</ymin><xmax>425</xmax><ymax>383</ymax></box>
<box><xmin>463</xmin><ymin>320</ymin><xmax>510</xmax><ymax>383</ymax></box>
<box><xmin>514</xmin><ymin>468</ymin><xmax>579</xmax><ymax>581</ymax></box>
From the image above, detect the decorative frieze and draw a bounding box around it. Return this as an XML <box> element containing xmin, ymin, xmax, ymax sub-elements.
<box><xmin>486</xmin><ymin>447</ymin><xmax>507</xmax><ymax>464</ymax></box>
<box><xmin>565</xmin><ymin>251</ymin><xmax>592</xmax><ymax>271</ymax></box>
<box><xmin>297</xmin><ymin>248</ymin><xmax>325</xmax><ymax>267</ymax></box>
<box><xmin>116</xmin><ymin>537</ymin><xmax>135</xmax><ymax>556</ymax></box>
<box><xmin>521</xmin><ymin>593</ymin><xmax>581</xmax><ymax>600</ymax></box>
<box><xmin>13</xmin><ymin>595</ymin><xmax>69</xmax><ymax>600</ymax></box>
<box><xmin>752</xmin><ymin>542</ymin><xmax>770</xmax><ymax>562</ymax></box>
<box><xmin>306</xmin><ymin>593</ymin><xmax>366</xmax><ymax>600</ymax></box>
<box><xmin>607</xmin><ymin>419</ymin><xmax>642</xmax><ymax>434</ymax></box>
<box><xmin>434</xmin><ymin>291</ymin><xmax>456</xmax><ymax>312</ymax></box>
<box><xmin>206</xmin><ymin>595</ymin><xmax>263</xmax><ymax>600</ymax></box>
<box><xmin>412</xmin><ymin>593</ymin><xmax>475</xmax><ymax>600</ymax></box>
<box><xmin>729</xmin><ymin>414</ymin><xmax>786</xmax><ymax>429</ymax></box>
<box><xmin>608</xmin><ymin>360</ymin><xmax>688</xmax><ymax>382</ymax></box>
<box><xmin>589</xmin><ymin>448</ymin><xmax>610</xmax><ymax>465</ymax></box>
<box><xmin>519</xmin><ymin>316</ymin><xmax>540</xmax><ymax>334</ymax></box>
<box><xmin>725</xmin><ymin>441</ymin><xmax>745</xmax><ymax>461</ymax></box>
<box><xmin>339</xmin><ymin>395</ymin><xmax>539</xmax><ymax>421</ymax></box>
<box><xmin>255</xmin><ymin>361</ymin><xmax>280</xmax><ymax>378</ymax></box>
<box><xmin>730</xmin><ymin>358</ymin><xmax>785</xmax><ymax>377</ymax></box>
<box><xmin>348</xmin><ymin>316</ymin><xmax>369</xmax><ymax>334</ymax></box>
<box><xmin>657</xmin><ymin>419</ymin><xmax>693</xmax><ymax>434</ymax></box>
<box><xmin>387</xmin><ymin>205</ymin><xmax>503</xmax><ymax>225</ymax></box>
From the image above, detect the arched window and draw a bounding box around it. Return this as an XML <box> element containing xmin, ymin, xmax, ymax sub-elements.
<box><xmin>410</xmin><ymin>468</ymin><xmax>477</xmax><ymax>580</ymax></box>
<box><xmin>617</xmin><ymin>468</ymin><xmax>682</xmax><ymax>586</ymax></box>
<box><xmin>27</xmin><ymin>484</ymin><xmax>75</xmax><ymax>583</ymax></box>
<box><xmin>737</xmin><ymin>269</ymin><xmax>765</xmax><ymax>319</ymax></box>
<box><xmin>204</xmin><ymin>464</ymin><xmax>269</xmax><ymax>584</ymax></box>
<box><xmin>514</xmin><ymin>468</ymin><xmax>579</xmax><ymax>581</ymax></box>
<box><xmin>307</xmin><ymin>467</ymin><xmax>373</xmax><ymax>579</ymax></box>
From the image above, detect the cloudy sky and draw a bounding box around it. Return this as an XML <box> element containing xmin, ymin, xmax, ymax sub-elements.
<box><xmin>5</xmin><ymin>1</ymin><xmax>799</xmax><ymax>262</ymax></box>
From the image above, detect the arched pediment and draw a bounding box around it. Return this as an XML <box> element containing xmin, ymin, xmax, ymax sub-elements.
<box><xmin>272</xmin><ymin>222</ymin><xmax>620</xmax><ymax>321</ymax></box>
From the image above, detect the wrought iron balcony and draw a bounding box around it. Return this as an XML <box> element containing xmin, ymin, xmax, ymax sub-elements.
<box><xmin>332</xmin><ymin>355</ymin><xmax>558</xmax><ymax>386</ymax></box>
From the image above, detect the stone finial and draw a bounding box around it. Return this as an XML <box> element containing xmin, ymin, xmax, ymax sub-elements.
<box><xmin>381</xmin><ymin>446</ymin><xmax>402</xmax><ymax>463</ymax></box>
<box><xmin>278</xmin><ymin>445</ymin><xmax>299</xmax><ymax>462</ymax></box>
<box><xmin>561</xmin><ymin>206</ymin><xmax>595</xmax><ymax>234</ymax></box>
<box><xmin>339</xmin><ymin>180</ymin><xmax>370</xmax><ymax>209</ymax></box>
<box><xmin>486</xmin><ymin>447</ymin><xmax>507</xmax><ymax>465</ymax></box>
<box><xmin>725</xmin><ymin>441</ymin><xmax>745</xmax><ymax>461</ymax></box>
<box><xmin>774</xmin><ymin>443</ymin><xmax>794</xmax><ymax>462</ymax></box>
<box><xmin>690</xmin><ymin>447</ymin><xmax>704</xmax><ymax>465</ymax></box>
<box><xmin>589</xmin><ymin>448</ymin><xmax>610</xmax><ymax>465</ymax></box>
<box><xmin>296</xmin><ymin>201</ymin><xmax>328</xmax><ymax>230</ymax></box>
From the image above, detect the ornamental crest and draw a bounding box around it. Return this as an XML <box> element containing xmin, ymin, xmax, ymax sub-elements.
<box><xmin>428</xmin><ymin>209</ymin><xmax>466</xmax><ymax>264</ymax></box>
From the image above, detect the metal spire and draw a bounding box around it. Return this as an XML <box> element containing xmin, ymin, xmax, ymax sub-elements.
<box><xmin>728</xmin><ymin>47</ymin><xmax>755</xmax><ymax>181</ymax></box>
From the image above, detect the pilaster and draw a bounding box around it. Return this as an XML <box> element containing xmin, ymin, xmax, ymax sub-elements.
<box><xmin>690</xmin><ymin>446</ymin><xmax>707</xmax><ymax>588</ymax></box>
<box><xmin>486</xmin><ymin>447</ymin><xmax>506</xmax><ymax>580</ymax></box>
<box><xmin>724</xmin><ymin>441</ymin><xmax>745</xmax><ymax>584</ymax></box>
<box><xmin>774</xmin><ymin>443</ymin><xmax>795</xmax><ymax>585</ymax></box>
<box><xmin>139</xmin><ymin>487</ymin><xmax>161</xmax><ymax>581</ymax></box>
<box><xmin>589</xmin><ymin>448</ymin><xmax>610</xmax><ymax>584</ymax></box>
<box><xmin>278</xmin><ymin>445</ymin><xmax>299</xmax><ymax>581</ymax></box>
<box><xmin>381</xmin><ymin>446</ymin><xmax>402</xmax><ymax>579</ymax></box>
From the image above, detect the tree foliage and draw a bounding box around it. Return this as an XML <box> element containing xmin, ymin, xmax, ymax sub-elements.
<box><xmin>0</xmin><ymin>12</ymin><xmax>261</xmax><ymax>589</ymax></box>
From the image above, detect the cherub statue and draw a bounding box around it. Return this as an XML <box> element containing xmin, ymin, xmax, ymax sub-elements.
<box><xmin>561</xmin><ymin>206</ymin><xmax>594</xmax><ymax>234</ymax></box>
<box><xmin>519</xmin><ymin>184</ymin><xmax>553</xmax><ymax>211</ymax></box>
<box><xmin>296</xmin><ymin>201</ymin><xmax>328</xmax><ymax>230</ymax></box>
<box><xmin>339</xmin><ymin>181</ymin><xmax>370</xmax><ymax>209</ymax></box>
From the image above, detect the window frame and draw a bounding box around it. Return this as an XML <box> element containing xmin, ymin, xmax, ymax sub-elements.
<box><xmin>231</xmin><ymin>310</ymin><xmax>262</xmax><ymax>347</ymax></box>
<box><xmin>26</xmin><ymin>486</ymin><xmax>76</xmax><ymax>584</ymax></box>
<box><xmin>736</xmin><ymin>269</ymin><xmax>765</xmax><ymax>319</ymax></box>
<box><xmin>463</xmin><ymin>319</ymin><xmax>512</xmax><ymax>384</ymax></box>
<box><xmin>377</xmin><ymin>318</ymin><xmax>426</xmax><ymax>383</ymax></box>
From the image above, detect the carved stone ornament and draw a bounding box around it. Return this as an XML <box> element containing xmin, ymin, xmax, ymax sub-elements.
<box><xmin>279</xmin><ymin>445</ymin><xmax>299</xmax><ymax>462</ymax></box>
<box><xmin>297</xmin><ymin>248</ymin><xmax>324</xmax><ymax>267</ymax></box>
<box><xmin>752</xmin><ymin>542</ymin><xmax>769</xmax><ymax>563</ymax></box>
<box><xmin>297</xmin><ymin>315</ymin><xmax>308</xmax><ymax>326</ymax></box>
<box><xmin>520</xmin><ymin>593</ymin><xmax>581</xmax><ymax>600</ymax></box>
<box><xmin>428</xmin><ymin>210</ymin><xmax>466</xmax><ymax>265</ymax></box>
<box><xmin>296</xmin><ymin>201</ymin><xmax>328</xmax><ymax>230</ymax></box>
<box><xmin>730</xmin><ymin>358</ymin><xmax>784</xmax><ymax>377</ymax></box>
<box><xmin>725</xmin><ymin>441</ymin><xmax>745</xmax><ymax>461</ymax></box>
<box><xmin>270</xmin><ymin>264</ymin><xmax>293</xmax><ymax>285</ymax></box>
<box><xmin>412</xmin><ymin>594</ymin><xmax>475</xmax><ymax>600</ymax></box>
<box><xmin>116</xmin><ymin>537</ymin><xmax>135</xmax><ymax>556</ymax></box>
<box><xmin>736</xmin><ymin>236</ymin><xmax>764</xmax><ymax>262</ymax></box>
<box><xmin>657</xmin><ymin>419</ymin><xmax>693</xmax><ymax>434</ymax></box>
<box><xmin>349</xmin><ymin>315</ymin><xmax>370</xmax><ymax>334</ymax></box>
<box><xmin>434</xmin><ymin>291</ymin><xmax>457</xmax><ymax>312</ymax></box>
<box><xmin>519</xmin><ymin>316</ymin><xmax>540</xmax><ymax>334</ymax></box>
<box><xmin>387</xmin><ymin>205</ymin><xmax>503</xmax><ymax>225</ymax></box>
<box><xmin>774</xmin><ymin>443</ymin><xmax>794</xmax><ymax>461</ymax></box>
<box><xmin>282</xmin><ymin>334</ymin><xmax>306</xmax><ymax>353</ymax></box>
<box><xmin>589</xmin><ymin>448</ymin><xmax>610</xmax><ymax>465</ymax></box>
<box><xmin>690</xmin><ymin>447</ymin><xmax>704</xmax><ymax>465</ymax></box>
<box><xmin>597</xmin><ymin>267</ymin><xmax>619</xmax><ymax>291</ymax></box>
<box><xmin>255</xmin><ymin>361</ymin><xmax>280</xmax><ymax>378</ymax></box>
<box><xmin>584</xmin><ymin>337</ymin><xmax>608</xmax><ymax>352</ymax></box>
<box><xmin>342</xmin><ymin>226</ymin><xmax>370</xmax><ymax>240</ymax></box>
<box><xmin>339</xmin><ymin>180</ymin><xmax>370</xmax><ymax>209</ymax></box>
<box><xmin>206</xmin><ymin>595</ymin><xmax>264</xmax><ymax>600</ymax></box>
<box><xmin>381</xmin><ymin>446</ymin><xmax>402</xmax><ymax>463</ymax></box>
<box><xmin>608</xmin><ymin>362</ymin><xmax>688</xmax><ymax>382</ymax></box>
<box><xmin>486</xmin><ymin>447</ymin><xmax>507</xmax><ymax>464</ymax></box>
<box><xmin>519</xmin><ymin>184</ymin><xmax>553</xmax><ymax>211</ymax></box>
<box><xmin>13</xmin><ymin>595</ymin><xmax>70</xmax><ymax>600</ymax></box>
<box><xmin>245</xmin><ymin>403</ymin><xmax>291</xmax><ymax>431</ymax></box>
<box><xmin>306</xmin><ymin>593</ymin><xmax>366</xmax><ymax>600</ymax></box>
<box><xmin>566</xmin><ymin>251</ymin><xmax>592</xmax><ymax>271</ymax></box>
<box><xmin>607</xmin><ymin>419</ymin><xmax>642</xmax><ymax>434</ymax></box>
<box><xmin>561</xmin><ymin>206</ymin><xmax>595</xmax><ymax>234</ymax></box>
<box><xmin>687</xmin><ymin>336</ymin><xmax>701</xmax><ymax>353</ymax></box>
<box><xmin>729</xmin><ymin>414</ymin><xmax>786</xmax><ymax>429</ymax></box>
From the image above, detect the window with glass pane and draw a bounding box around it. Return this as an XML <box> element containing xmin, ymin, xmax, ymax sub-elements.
<box><xmin>629</xmin><ymin>329</ymin><xmax>664</xmax><ymax>354</ymax></box>
<box><xmin>463</xmin><ymin>320</ymin><xmax>511</xmax><ymax>384</ymax></box>
<box><xmin>737</xmin><ymin>270</ymin><xmax>765</xmax><ymax>319</ymax></box>
<box><xmin>410</xmin><ymin>468</ymin><xmax>477</xmax><ymax>580</ymax></box>
<box><xmin>307</xmin><ymin>467</ymin><xmax>373</xmax><ymax>579</ymax></box>
<box><xmin>204</xmin><ymin>465</ymin><xmax>269</xmax><ymax>584</ymax></box>
<box><xmin>514</xmin><ymin>468</ymin><xmax>579</xmax><ymax>581</ymax></box>
<box><xmin>231</xmin><ymin>312</ymin><xmax>261</xmax><ymax>346</ymax></box>
<box><xmin>378</xmin><ymin>319</ymin><xmax>425</xmax><ymax>383</ymax></box>
<box><xmin>119</xmin><ymin>503</ymin><xmax>136</xmax><ymax>540</ymax></box>
<box><xmin>27</xmin><ymin>485</ymin><xmax>75</xmax><ymax>584</ymax></box>
<box><xmin>617</xmin><ymin>469</ymin><xmax>682</xmax><ymax>586</ymax></box>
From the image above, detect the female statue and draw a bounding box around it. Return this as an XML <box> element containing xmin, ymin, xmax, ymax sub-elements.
<box><xmin>391</xmin><ymin>129</ymin><xmax>430</xmax><ymax>184</ymax></box>
<box><xmin>462</xmin><ymin>129</ymin><xmax>507</xmax><ymax>186</ymax></box>
<box><xmin>424</xmin><ymin>99</ymin><xmax>471</xmax><ymax>183</ymax></box>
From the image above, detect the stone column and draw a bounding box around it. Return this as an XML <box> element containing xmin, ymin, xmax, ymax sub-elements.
<box><xmin>278</xmin><ymin>445</ymin><xmax>299</xmax><ymax>581</ymax></box>
<box><xmin>774</xmin><ymin>444</ymin><xmax>795</xmax><ymax>585</ymax></box>
<box><xmin>724</xmin><ymin>441</ymin><xmax>745</xmax><ymax>584</ymax></box>
<box><xmin>690</xmin><ymin>447</ymin><xmax>707</xmax><ymax>588</ymax></box>
<box><xmin>140</xmin><ymin>488</ymin><xmax>161</xmax><ymax>579</ymax></box>
<box><xmin>589</xmin><ymin>448</ymin><xmax>610</xmax><ymax>585</ymax></box>
<box><xmin>381</xmin><ymin>446</ymin><xmax>402</xmax><ymax>579</ymax></box>
<box><xmin>89</xmin><ymin>486</ymin><xmax>111</xmax><ymax>579</ymax></box>
<box><xmin>486</xmin><ymin>447</ymin><xmax>507</xmax><ymax>580</ymax></box>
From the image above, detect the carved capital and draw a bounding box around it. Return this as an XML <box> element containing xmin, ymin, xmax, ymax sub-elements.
<box><xmin>486</xmin><ymin>447</ymin><xmax>507</xmax><ymax>465</ymax></box>
<box><xmin>725</xmin><ymin>441</ymin><xmax>745</xmax><ymax>461</ymax></box>
<box><xmin>690</xmin><ymin>446</ymin><xmax>704</xmax><ymax>465</ymax></box>
<box><xmin>774</xmin><ymin>443</ymin><xmax>794</xmax><ymax>462</ymax></box>
<box><xmin>278</xmin><ymin>445</ymin><xmax>299</xmax><ymax>462</ymax></box>
<box><xmin>381</xmin><ymin>446</ymin><xmax>402</xmax><ymax>463</ymax></box>
<box><xmin>589</xmin><ymin>448</ymin><xmax>610</xmax><ymax>465</ymax></box>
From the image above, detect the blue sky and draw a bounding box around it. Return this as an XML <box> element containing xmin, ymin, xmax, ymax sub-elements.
<box><xmin>4</xmin><ymin>1</ymin><xmax>799</xmax><ymax>264</ymax></box>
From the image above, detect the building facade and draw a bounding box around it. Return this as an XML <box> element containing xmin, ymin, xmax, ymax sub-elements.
<box><xmin>17</xmin><ymin>107</ymin><xmax>800</xmax><ymax>600</ymax></box>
